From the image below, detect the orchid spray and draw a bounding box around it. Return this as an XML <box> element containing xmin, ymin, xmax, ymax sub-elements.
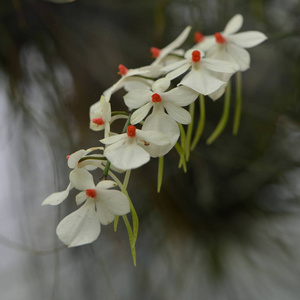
<box><xmin>42</xmin><ymin>14</ymin><xmax>267</xmax><ymax>265</ymax></box>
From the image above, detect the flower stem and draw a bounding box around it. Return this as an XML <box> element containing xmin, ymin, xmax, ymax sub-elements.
<box><xmin>157</xmin><ymin>156</ymin><xmax>164</xmax><ymax>193</ymax></box>
<box><xmin>185</xmin><ymin>102</ymin><xmax>195</xmax><ymax>161</ymax></box>
<box><xmin>191</xmin><ymin>94</ymin><xmax>205</xmax><ymax>150</ymax></box>
<box><xmin>233</xmin><ymin>71</ymin><xmax>242</xmax><ymax>135</ymax></box>
<box><xmin>206</xmin><ymin>81</ymin><xmax>231</xmax><ymax>145</ymax></box>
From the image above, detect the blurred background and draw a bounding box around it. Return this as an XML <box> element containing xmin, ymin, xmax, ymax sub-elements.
<box><xmin>1</xmin><ymin>0</ymin><xmax>300</xmax><ymax>299</ymax></box>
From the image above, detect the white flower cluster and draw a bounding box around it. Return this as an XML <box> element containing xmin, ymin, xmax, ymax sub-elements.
<box><xmin>42</xmin><ymin>14</ymin><xmax>267</xmax><ymax>263</ymax></box>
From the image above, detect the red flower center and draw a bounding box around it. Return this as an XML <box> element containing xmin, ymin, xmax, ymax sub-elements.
<box><xmin>127</xmin><ymin>125</ymin><xmax>136</xmax><ymax>138</ymax></box>
<box><xmin>214</xmin><ymin>32</ymin><xmax>226</xmax><ymax>44</ymax></box>
<box><xmin>150</xmin><ymin>47</ymin><xmax>161</xmax><ymax>58</ymax></box>
<box><xmin>192</xmin><ymin>50</ymin><xmax>201</xmax><ymax>63</ymax></box>
<box><xmin>86</xmin><ymin>189</ymin><xmax>97</xmax><ymax>198</ymax></box>
<box><xmin>151</xmin><ymin>93</ymin><xmax>162</xmax><ymax>103</ymax></box>
<box><xmin>118</xmin><ymin>64</ymin><xmax>128</xmax><ymax>76</ymax></box>
<box><xmin>194</xmin><ymin>31</ymin><xmax>204</xmax><ymax>43</ymax></box>
<box><xmin>92</xmin><ymin>117</ymin><xmax>104</xmax><ymax>126</ymax></box>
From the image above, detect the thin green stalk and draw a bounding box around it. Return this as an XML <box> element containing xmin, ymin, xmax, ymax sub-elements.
<box><xmin>206</xmin><ymin>81</ymin><xmax>231</xmax><ymax>145</ymax></box>
<box><xmin>185</xmin><ymin>102</ymin><xmax>195</xmax><ymax>161</ymax></box>
<box><xmin>175</xmin><ymin>143</ymin><xmax>187</xmax><ymax>173</ymax></box>
<box><xmin>233</xmin><ymin>71</ymin><xmax>242</xmax><ymax>135</ymax></box>
<box><xmin>157</xmin><ymin>156</ymin><xmax>164</xmax><ymax>193</ymax></box>
<box><xmin>191</xmin><ymin>94</ymin><xmax>205</xmax><ymax>150</ymax></box>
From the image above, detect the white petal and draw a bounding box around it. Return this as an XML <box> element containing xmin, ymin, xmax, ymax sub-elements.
<box><xmin>163</xmin><ymin>86</ymin><xmax>199</xmax><ymax>106</ymax></box>
<box><xmin>123</xmin><ymin>78</ymin><xmax>152</xmax><ymax>91</ymax></box>
<box><xmin>56</xmin><ymin>199</ymin><xmax>100</xmax><ymax>247</ymax></box>
<box><xmin>42</xmin><ymin>183</ymin><xmax>72</xmax><ymax>206</ymax></box>
<box><xmin>123</xmin><ymin>89</ymin><xmax>152</xmax><ymax>109</ymax></box>
<box><xmin>229</xmin><ymin>31</ymin><xmax>267</xmax><ymax>48</ymax></box>
<box><xmin>227</xmin><ymin>43</ymin><xmax>250</xmax><ymax>71</ymax></box>
<box><xmin>194</xmin><ymin>35</ymin><xmax>215</xmax><ymax>52</ymax></box>
<box><xmin>163</xmin><ymin>102</ymin><xmax>191</xmax><ymax>124</ymax></box>
<box><xmin>166</xmin><ymin>62</ymin><xmax>191</xmax><ymax>80</ymax></box>
<box><xmin>153</xmin><ymin>26</ymin><xmax>191</xmax><ymax>65</ymax></box>
<box><xmin>136</xmin><ymin>129</ymin><xmax>171</xmax><ymax>147</ymax></box>
<box><xmin>202</xmin><ymin>58</ymin><xmax>237</xmax><ymax>73</ymax></box>
<box><xmin>101</xmin><ymin>133</ymin><xmax>126</xmax><ymax>145</ymax></box>
<box><xmin>104</xmin><ymin>140</ymin><xmax>150</xmax><ymax>170</ymax></box>
<box><xmin>130</xmin><ymin>102</ymin><xmax>153</xmax><ymax>125</ymax></box>
<box><xmin>223</xmin><ymin>14</ymin><xmax>243</xmax><ymax>35</ymax></box>
<box><xmin>67</xmin><ymin>150</ymin><xmax>86</xmax><ymax>168</ymax></box>
<box><xmin>97</xmin><ymin>189</ymin><xmax>130</xmax><ymax>216</ymax></box>
<box><xmin>151</xmin><ymin>77</ymin><xmax>171</xmax><ymax>93</ymax></box>
<box><xmin>96</xmin><ymin>180</ymin><xmax>118</xmax><ymax>190</ymax></box>
<box><xmin>161</xmin><ymin>59</ymin><xmax>188</xmax><ymax>74</ymax></box>
<box><xmin>76</xmin><ymin>191</ymin><xmax>87</xmax><ymax>205</ymax></box>
<box><xmin>69</xmin><ymin>168</ymin><xmax>95</xmax><ymax>191</ymax></box>
<box><xmin>180</xmin><ymin>67</ymin><xmax>226</xmax><ymax>95</ymax></box>
<box><xmin>102</xmin><ymin>100</ymin><xmax>111</xmax><ymax>122</ymax></box>
<box><xmin>95</xmin><ymin>205</ymin><xmax>115</xmax><ymax>225</ymax></box>
<box><xmin>142</xmin><ymin>106</ymin><xmax>179</xmax><ymax>156</ymax></box>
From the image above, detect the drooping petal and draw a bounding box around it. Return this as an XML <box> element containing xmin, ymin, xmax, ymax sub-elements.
<box><xmin>229</xmin><ymin>31</ymin><xmax>267</xmax><ymax>49</ymax></box>
<box><xmin>123</xmin><ymin>77</ymin><xmax>152</xmax><ymax>91</ymax></box>
<box><xmin>104</xmin><ymin>139</ymin><xmax>150</xmax><ymax>170</ymax></box>
<box><xmin>123</xmin><ymin>89</ymin><xmax>152</xmax><ymax>109</ymax></box>
<box><xmin>151</xmin><ymin>77</ymin><xmax>171</xmax><ymax>93</ymax></box>
<box><xmin>130</xmin><ymin>102</ymin><xmax>153</xmax><ymax>125</ymax></box>
<box><xmin>56</xmin><ymin>199</ymin><xmax>100</xmax><ymax>247</ymax></box>
<box><xmin>96</xmin><ymin>205</ymin><xmax>115</xmax><ymax>225</ymax></box>
<box><xmin>69</xmin><ymin>168</ymin><xmax>95</xmax><ymax>191</ymax></box>
<box><xmin>76</xmin><ymin>191</ymin><xmax>87</xmax><ymax>205</ymax></box>
<box><xmin>41</xmin><ymin>183</ymin><xmax>72</xmax><ymax>206</ymax></box>
<box><xmin>223</xmin><ymin>14</ymin><xmax>243</xmax><ymax>35</ymax></box>
<box><xmin>97</xmin><ymin>189</ymin><xmax>130</xmax><ymax>216</ymax></box>
<box><xmin>163</xmin><ymin>86</ymin><xmax>199</xmax><ymax>106</ymax></box>
<box><xmin>163</xmin><ymin>102</ymin><xmax>191</xmax><ymax>124</ymax></box>
<box><xmin>180</xmin><ymin>67</ymin><xmax>226</xmax><ymax>95</ymax></box>
<box><xmin>96</xmin><ymin>180</ymin><xmax>118</xmax><ymax>190</ymax></box>
<box><xmin>227</xmin><ymin>43</ymin><xmax>250</xmax><ymax>71</ymax></box>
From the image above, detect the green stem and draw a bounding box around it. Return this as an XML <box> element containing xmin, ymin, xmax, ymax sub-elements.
<box><xmin>185</xmin><ymin>102</ymin><xmax>195</xmax><ymax>162</ymax></box>
<box><xmin>233</xmin><ymin>71</ymin><xmax>242</xmax><ymax>135</ymax></box>
<box><xmin>206</xmin><ymin>81</ymin><xmax>231</xmax><ymax>145</ymax></box>
<box><xmin>175</xmin><ymin>143</ymin><xmax>187</xmax><ymax>173</ymax></box>
<box><xmin>191</xmin><ymin>94</ymin><xmax>205</xmax><ymax>150</ymax></box>
<box><xmin>157</xmin><ymin>156</ymin><xmax>164</xmax><ymax>193</ymax></box>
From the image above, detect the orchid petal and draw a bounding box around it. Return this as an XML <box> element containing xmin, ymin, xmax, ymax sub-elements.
<box><xmin>56</xmin><ymin>199</ymin><xmax>100</xmax><ymax>247</ymax></box>
<box><xmin>229</xmin><ymin>31</ymin><xmax>267</xmax><ymax>49</ymax></box>
<box><xmin>76</xmin><ymin>191</ymin><xmax>87</xmax><ymax>205</ymax></box>
<box><xmin>96</xmin><ymin>180</ymin><xmax>118</xmax><ymax>190</ymax></box>
<box><xmin>101</xmin><ymin>133</ymin><xmax>126</xmax><ymax>145</ymax></box>
<box><xmin>164</xmin><ymin>102</ymin><xmax>191</xmax><ymax>124</ymax></box>
<box><xmin>165</xmin><ymin>62</ymin><xmax>191</xmax><ymax>80</ymax></box>
<box><xmin>136</xmin><ymin>129</ymin><xmax>171</xmax><ymax>147</ymax></box>
<box><xmin>123</xmin><ymin>89</ymin><xmax>152</xmax><ymax>109</ymax></box>
<box><xmin>42</xmin><ymin>183</ymin><xmax>72</xmax><ymax>206</ymax></box>
<box><xmin>97</xmin><ymin>190</ymin><xmax>130</xmax><ymax>216</ymax></box>
<box><xmin>180</xmin><ymin>67</ymin><xmax>226</xmax><ymax>95</ymax></box>
<box><xmin>202</xmin><ymin>58</ymin><xmax>237</xmax><ymax>73</ymax></box>
<box><xmin>223</xmin><ymin>14</ymin><xmax>243</xmax><ymax>35</ymax></box>
<box><xmin>227</xmin><ymin>43</ymin><xmax>250</xmax><ymax>71</ymax></box>
<box><xmin>67</xmin><ymin>150</ymin><xmax>86</xmax><ymax>168</ymax></box>
<box><xmin>152</xmin><ymin>77</ymin><xmax>171</xmax><ymax>93</ymax></box>
<box><xmin>104</xmin><ymin>140</ymin><xmax>150</xmax><ymax>170</ymax></box>
<box><xmin>95</xmin><ymin>205</ymin><xmax>115</xmax><ymax>225</ymax></box>
<box><xmin>130</xmin><ymin>102</ymin><xmax>153</xmax><ymax>125</ymax></box>
<box><xmin>163</xmin><ymin>86</ymin><xmax>199</xmax><ymax>106</ymax></box>
<box><xmin>69</xmin><ymin>168</ymin><xmax>95</xmax><ymax>191</ymax></box>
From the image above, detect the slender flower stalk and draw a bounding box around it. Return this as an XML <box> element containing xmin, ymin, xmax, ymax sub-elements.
<box><xmin>233</xmin><ymin>71</ymin><xmax>242</xmax><ymax>135</ymax></box>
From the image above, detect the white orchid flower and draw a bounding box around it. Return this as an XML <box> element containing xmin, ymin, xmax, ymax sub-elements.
<box><xmin>101</xmin><ymin>125</ymin><xmax>171</xmax><ymax>170</ymax></box>
<box><xmin>163</xmin><ymin>49</ymin><xmax>236</xmax><ymax>95</ymax></box>
<box><xmin>89</xmin><ymin>96</ymin><xmax>111</xmax><ymax>136</ymax></box>
<box><xmin>125</xmin><ymin>77</ymin><xmax>199</xmax><ymax>125</ymax></box>
<box><xmin>206</xmin><ymin>14</ymin><xmax>267</xmax><ymax>71</ymax></box>
<box><xmin>55</xmin><ymin>168</ymin><xmax>130</xmax><ymax>247</ymax></box>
